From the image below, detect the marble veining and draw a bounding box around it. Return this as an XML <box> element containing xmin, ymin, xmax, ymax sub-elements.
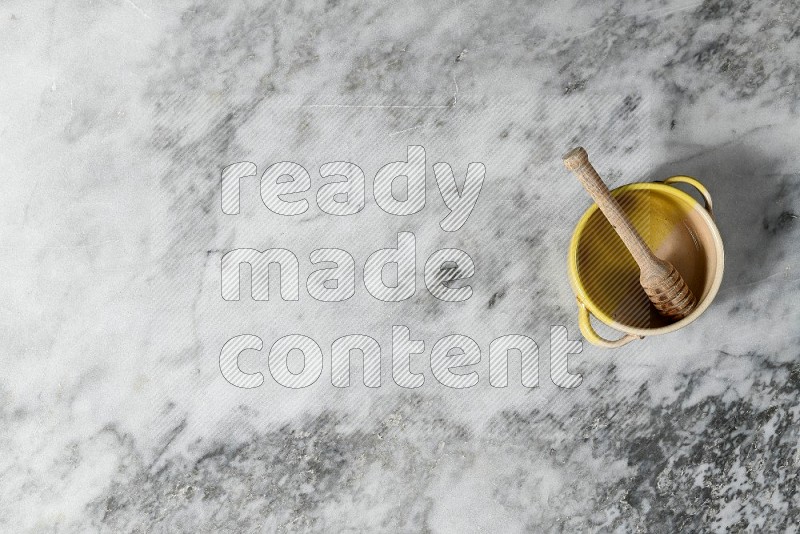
<box><xmin>1</xmin><ymin>0</ymin><xmax>798</xmax><ymax>531</ymax></box>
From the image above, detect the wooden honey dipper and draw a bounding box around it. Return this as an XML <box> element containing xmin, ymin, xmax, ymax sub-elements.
<box><xmin>563</xmin><ymin>147</ymin><xmax>696</xmax><ymax>320</ymax></box>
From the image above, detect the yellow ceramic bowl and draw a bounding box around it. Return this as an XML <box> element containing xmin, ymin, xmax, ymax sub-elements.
<box><xmin>567</xmin><ymin>176</ymin><xmax>724</xmax><ymax>348</ymax></box>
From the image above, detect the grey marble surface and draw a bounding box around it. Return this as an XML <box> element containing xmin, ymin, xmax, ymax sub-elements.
<box><xmin>2</xmin><ymin>0</ymin><xmax>799</xmax><ymax>532</ymax></box>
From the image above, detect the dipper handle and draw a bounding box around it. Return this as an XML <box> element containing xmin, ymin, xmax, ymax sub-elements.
<box><xmin>562</xmin><ymin>147</ymin><xmax>659</xmax><ymax>271</ymax></box>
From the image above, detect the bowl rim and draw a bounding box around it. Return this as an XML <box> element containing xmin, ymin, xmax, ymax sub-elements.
<box><xmin>567</xmin><ymin>180</ymin><xmax>725</xmax><ymax>336</ymax></box>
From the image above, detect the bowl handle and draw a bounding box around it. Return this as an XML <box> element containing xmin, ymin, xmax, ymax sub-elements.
<box><xmin>577</xmin><ymin>299</ymin><xmax>640</xmax><ymax>348</ymax></box>
<box><xmin>663</xmin><ymin>176</ymin><xmax>714</xmax><ymax>218</ymax></box>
